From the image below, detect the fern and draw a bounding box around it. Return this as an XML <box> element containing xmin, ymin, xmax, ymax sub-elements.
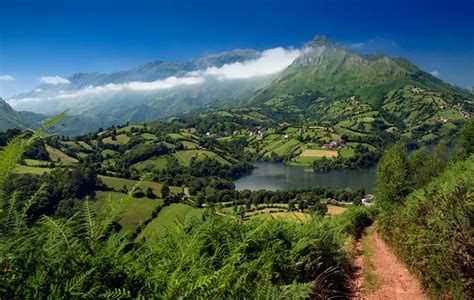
<box><xmin>0</xmin><ymin>112</ymin><xmax>66</xmax><ymax>191</ymax></box>
<box><xmin>40</xmin><ymin>215</ymin><xmax>72</xmax><ymax>249</ymax></box>
<box><xmin>100</xmin><ymin>288</ymin><xmax>131</xmax><ymax>299</ymax></box>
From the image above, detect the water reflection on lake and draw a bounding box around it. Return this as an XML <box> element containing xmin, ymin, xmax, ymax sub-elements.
<box><xmin>235</xmin><ymin>161</ymin><xmax>376</xmax><ymax>192</ymax></box>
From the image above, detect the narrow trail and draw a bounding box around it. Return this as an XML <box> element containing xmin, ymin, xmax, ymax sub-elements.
<box><xmin>351</xmin><ymin>228</ymin><xmax>426</xmax><ymax>300</ymax></box>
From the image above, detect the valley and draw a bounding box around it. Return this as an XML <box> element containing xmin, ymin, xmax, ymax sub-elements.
<box><xmin>1</xmin><ymin>11</ymin><xmax>473</xmax><ymax>296</ymax></box>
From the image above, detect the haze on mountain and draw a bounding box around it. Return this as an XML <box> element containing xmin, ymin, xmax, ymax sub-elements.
<box><xmin>4</xmin><ymin>35</ymin><xmax>474</xmax><ymax>135</ymax></box>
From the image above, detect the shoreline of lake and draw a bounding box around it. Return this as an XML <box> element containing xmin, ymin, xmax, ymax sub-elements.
<box><xmin>234</xmin><ymin>161</ymin><xmax>376</xmax><ymax>192</ymax></box>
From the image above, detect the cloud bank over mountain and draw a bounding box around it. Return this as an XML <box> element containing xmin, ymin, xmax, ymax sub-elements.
<box><xmin>7</xmin><ymin>47</ymin><xmax>300</xmax><ymax>108</ymax></box>
<box><xmin>40</xmin><ymin>76</ymin><xmax>70</xmax><ymax>84</ymax></box>
<box><xmin>188</xmin><ymin>47</ymin><xmax>301</xmax><ymax>80</ymax></box>
<box><xmin>54</xmin><ymin>76</ymin><xmax>205</xmax><ymax>99</ymax></box>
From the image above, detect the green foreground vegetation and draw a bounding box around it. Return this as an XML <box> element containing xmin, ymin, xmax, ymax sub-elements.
<box><xmin>0</xmin><ymin>114</ymin><xmax>472</xmax><ymax>298</ymax></box>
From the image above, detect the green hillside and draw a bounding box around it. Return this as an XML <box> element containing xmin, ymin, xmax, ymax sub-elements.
<box><xmin>249</xmin><ymin>36</ymin><xmax>473</xmax><ymax>145</ymax></box>
<box><xmin>0</xmin><ymin>98</ymin><xmax>42</xmax><ymax>131</ymax></box>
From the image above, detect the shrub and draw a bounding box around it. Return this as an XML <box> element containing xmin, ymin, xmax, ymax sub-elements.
<box><xmin>382</xmin><ymin>155</ymin><xmax>473</xmax><ymax>298</ymax></box>
<box><xmin>334</xmin><ymin>206</ymin><xmax>375</xmax><ymax>238</ymax></box>
<box><xmin>131</xmin><ymin>186</ymin><xmax>145</xmax><ymax>198</ymax></box>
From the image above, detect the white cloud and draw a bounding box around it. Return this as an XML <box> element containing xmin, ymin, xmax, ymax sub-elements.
<box><xmin>54</xmin><ymin>76</ymin><xmax>204</xmax><ymax>99</ymax></box>
<box><xmin>40</xmin><ymin>76</ymin><xmax>70</xmax><ymax>84</ymax></box>
<box><xmin>429</xmin><ymin>70</ymin><xmax>440</xmax><ymax>76</ymax></box>
<box><xmin>350</xmin><ymin>42</ymin><xmax>365</xmax><ymax>49</ymax></box>
<box><xmin>11</xmin><ymin>46</ymin><xmax>300</xmax><ymax>105</ymax></box>
<box><xmin>0</xmin><ymin>75</ymin><xmax>14</xmax><ymax>81</ymax></box>
<box><xmin>8</xmin><ymin>97</ymin><xmax>42</xmax><ymax>108</ymax></box>
<box><xmin>34</xmin><ymin>88</ymin><xmax>42</xmax><ymax>92</ymax></box>
<box><xmin>189</xmin><ymin>47</ymin><xmax>300</xmax><ymax>80</ymax></box>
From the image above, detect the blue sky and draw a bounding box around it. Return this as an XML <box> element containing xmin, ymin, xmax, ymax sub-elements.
<box><xmin>1</xmin><ymin>0</ymin><xmax>473</xmax><ymax>97</ymax></box>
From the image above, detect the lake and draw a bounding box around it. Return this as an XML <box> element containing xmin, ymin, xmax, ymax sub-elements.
<box><xmin>234</xmin><ymin>161</ymin><xmax>377</xmax><ymax>192</ymax></box>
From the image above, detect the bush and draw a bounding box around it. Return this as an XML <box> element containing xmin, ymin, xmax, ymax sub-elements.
<box><xmin>129</xmin><ymin>215</ymin><xmax>353</xmax><ymax>298</ymax></box>
<box><xmin>334</xmin><ymin>206</ymin><xmax>375</xmax><ymax>238</ymax></box>
<box><xmin>381</xmin><ymin>155</ymin><xmax>473</xmax><ymax>298</ymax></box>
<box><xmin>131</xmin><ymin>187</ymin><xmax>145</xmax><ymax>198</ymax></box>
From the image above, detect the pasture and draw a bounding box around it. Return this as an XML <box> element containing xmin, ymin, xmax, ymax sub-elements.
<box><xmin>249</xmin><ymin>210</ymin><xmax>311</xmax><ymax>223</ymax></box>
<box><xmin>13</xmin><ymin>165</ymin><xmax>52</xmax><ymax>175</ymax></box>
<box><xmin>95</xmin><ymin>191</ymin><xmax>163</xmax><ymax>230</ymax></box>
<box><xmin>102</xmin><ymin>134</ymin><xmax>131</xmax><ymax>145</ymax></box>
<box><xmin>138</xmin><ymin>203</ymin><xmax>203</xmax><ymax>239</ymax></box>
<box><xmin>24</xmin><ymin>159</ymin><xmax>50</xmax><ymax>167</ymax></box>
<box><xmin>46</xmin><ymin>145</ymin><xmax>78</xmax><ymax>164</ymax></box>
<box><xmin>98</xmin><ymin>175</ymin><xmax>183</xmax><ymax>196</ymax></box>
<box><xmin>326</xmin><ymin>204</ymin><xmax>348</xmax><ymax>216</ymax></box>
<box><xmin>132</xmin><ymin>156</ymin><xmax>169</xmax><ymax>171</ymax></box>
<box><xmin>300</xmin><ymin>149</ymin><xmax>338</xmax><ymax>158</ymax></box>
<box><xmin>173</xmin><ymin>149</ymin><xmax>230</xmax><ymax>166</ymax></box>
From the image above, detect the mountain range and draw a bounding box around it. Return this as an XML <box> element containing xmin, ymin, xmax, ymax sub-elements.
<box><xmin>3</xmin><ymin>35</ymin><xmax>473</xmax><ymax>137</ymax></box>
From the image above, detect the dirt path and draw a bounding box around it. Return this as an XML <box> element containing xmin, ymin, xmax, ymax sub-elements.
<box><xmin>351</xmin><ymin>228</ymin><xmax>426</xmax><ymax>299</ymax></box>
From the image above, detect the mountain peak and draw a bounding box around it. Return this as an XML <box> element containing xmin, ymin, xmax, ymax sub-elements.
<box><xmin>305</xmin><ymin>35</ymin><xmax>339</xmax><ymax>48</ymax></box>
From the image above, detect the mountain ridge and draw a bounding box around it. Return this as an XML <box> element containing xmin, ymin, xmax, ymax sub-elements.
<box><xmin>4</xmin><ymin>35</ymin><xmax>473</xmax><ymax>138</ymax></box>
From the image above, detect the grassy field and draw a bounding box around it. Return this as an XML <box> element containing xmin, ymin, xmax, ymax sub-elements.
<box><xmin>249</xmin><ymin>210</ymin><xmax>311</xmax><ymax>223</ymax></box>
<box><xmin>272</xmin><ymin>139</ymin><xmax>300</xmax><ymax>156</ymax></box>
<box><xmin>102</xmin><ymin>134</ymin><xmax>131</xmax><ymax>145</ymax></box>
<box><xmin>132</xmin><ymin>156</ymin><xmax>169</xmax><ymax>171</ymax></box>
<box><xmin>76</xmin><ymin>152</ymin><xmax>88</xmax><ymax>159</ymax></box>
<box><xmin>326</xmin><ymin>204</ymin><xmax>348</xmax><ymax>216</ymax></box>
<box><xmin>101</xmin><ymin>149</ymin><xmax>119</xmax><ymax>158</ymax></box>
<box><xmin>288</xmin><ymin>149</ymin><xmax>338</xmax><ymax>166</ymax></box>
<box><xmin>95</xmin><ymin>191</ymin><xmax>163</xmax><ymax>231</ymax></box>
<box><xmin>173</xmin><ymin>149</ymin><xmax>230</xmax><ymax>166</ymax></box>
<box><xmin>13</xmin><ymin>165</ymin><xmax>52</xmax><ymax>175</ymax></box>
<box><xmin>289</xmin><ymin>156</ymin><xmax>319</xmax><ymax>166</ymax></box>
<box><xmin>224</xmin><ymin>203</ymin><xmax>346</xmax><ymax>222</ymax></box>
<box><xmin>60</xmin><ymin>141</ymin><xmax>82</xmax><ymax>150</ymax></box>
<box><xmin>77</xmin><ymin>141</ymin><xmax>93</xmax><ymax>150</ymax></box>
<box><xmin>139</xmin><ymin>203</ymin><xmax>203</xmax><ymax>239</ymax></box>
<box><xmin>117</xmin><ymin>124</ymin><xmax>145</xmax><ymax>133</ymax></box>
<box><xmin>300</xmin><ymin>149</ymin><xmax>338</xmax><ymax>158</ymax></box>
<box><xmin>24</xmin><ymin>159</ymin><xmax>50</xmax><ymax>167</ymax></box>
<box><xmin>340</xmin><ymin>148</ymin><xmax>356</xmax><ymax>158</ymax></box>
<box><xmin>141</xmin><ymin>133</ymin><xmax>158</xmax><ymax>140</ymax></box>
<box><xmin>98</xmin><ymin>175</ymin><xmax>182</xmax><ymax>196</ymax></box>
<box><xmin>181</xmin><ymin>140</ymin><xmax>198</xmax><ymax>149</ymax></box>
<box><xmin>167</xmin><ymin>133</ymin><xmax>185</xmax><ymax>140</ymax></box>
<box><xmin>46</xmin><ymin>145</ymin><xmax>78</xmax><ymax>164</ymax></box>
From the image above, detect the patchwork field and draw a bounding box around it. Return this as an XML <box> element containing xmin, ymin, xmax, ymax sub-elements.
<box><xmin>141</xmin><ymin>133</ymin><xmax>158</xmax><ymax>141</ymax></box>
<box><xmin>173</xmin><ymin>149</ymin><xmax>230</xmax><ymax>166</ymax></box>
<box><xmin>102</xmin><ymin>134</ymin><xmax>131</xmax><ymax>145</ymax></box>
<box><xmin>101</xmin><ymin>149</ymin><xmax>119</xmax><ymax>158</ymax></box>
<box><xmin>46</xmin><ymin>145</ymin><xmax>78</xmax><ymax>164</ymax></box>
<box><xmin>138</xmin><ymin>203</ymin><xmax>203</xmax><ymax>239</ymax></box>
<box><xmin>132</xmin><ymin>156</ymin><xmax>169</xmax><ymax>171</ymax></box>
<box><xmin>13</xmin><ymin>165</ymin><xmax>52</xmax><ymax>175</ymax></box>
<box><xmin>249</xmin><ymin>210</ymin><xmax>311</xmax><ymax>223</ymax></box>
<box><xmin>300</xmin><ymin>149</ymin><xmax>338</xmax><ymax>158</ymax></box>
<box><xmin>95</xmin><ymin>191</ymin><xmax>163</xmax><ymax>230</ymax></box>
<box><xmin>326</xmin><ymin>204</ymin><xmax>348</xmax><ymax>216</ymax></box>
<box><xmin>223</xmin><ymin>203</ymin><xmax>347</xmax><ymax>222</ymax></box>
<box><xmin>98</xmin><ymin>175</ymin><xmax>183</xmax><ymax>196</ymax></box>
<box><xmin>24</xmin><ymin>159</ymin><xmax>50</xmax><ymax>167</ymax></box>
